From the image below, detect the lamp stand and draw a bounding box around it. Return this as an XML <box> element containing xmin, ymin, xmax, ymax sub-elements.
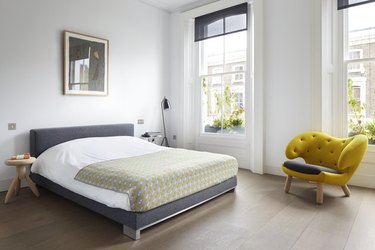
<box><xmin>161</xmin><ymin>101</ymin><xmax>169</xmax><ymax>147</ymax></box>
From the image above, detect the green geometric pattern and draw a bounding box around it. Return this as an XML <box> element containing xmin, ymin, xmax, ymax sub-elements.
<box><xmin>74</xmin><ymin>148</ymin><xmax>238</xmax><ymax>212</ymax></box>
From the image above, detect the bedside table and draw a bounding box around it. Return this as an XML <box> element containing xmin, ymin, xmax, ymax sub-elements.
<box><xmin>4</xmin><ymin>157</ymin><xmax>39</xmax><ymax>204</ymax></box>
<box><xmin>141</xmin><ymin>134</ymin><xmax>162</xmax><ymax>144</ymax></box>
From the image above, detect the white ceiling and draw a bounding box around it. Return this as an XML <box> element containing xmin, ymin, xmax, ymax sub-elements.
<box><xmin>140</xmin><ymin>0</ymin><xmax>220</xmax><ymax>12</ymax></box>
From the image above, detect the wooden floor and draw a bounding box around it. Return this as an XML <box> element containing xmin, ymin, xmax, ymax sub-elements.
<box><xmin>1</xmin><ymin>169</ymin><xmax>375</xmax><ymax>250</ymax></box>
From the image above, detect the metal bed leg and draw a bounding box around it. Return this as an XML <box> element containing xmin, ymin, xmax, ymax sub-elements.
<box><xmin>123</xmin><ymin>225</ymin><xmax>140</xmax><ymax>240</ymax></box>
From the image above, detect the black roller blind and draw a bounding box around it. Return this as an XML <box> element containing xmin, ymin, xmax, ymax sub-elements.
<box><xmin>338</xmin><ymin>0</ymin><xmax>375</xmax><ymax>10</ymax></box>
<box><xmin>195</xmin><ymin>3</ymin><xmax>248</xmax><ymax>42</ymax></box>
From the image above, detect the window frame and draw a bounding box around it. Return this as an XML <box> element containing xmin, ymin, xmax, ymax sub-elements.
<box><xmin>178</xmin><ymin>0</ymin><xmax>262</xmax><ymax>174</ymax></box>
<box><xmin>197</xmin><ymin>30</ymin><xmax>248</xmax><ymax>137</ymax></box>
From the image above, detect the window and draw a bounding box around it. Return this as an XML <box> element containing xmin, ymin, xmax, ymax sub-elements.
<box><xmin>348</xmin><ymin>49</ymin><xmax>365</xmax><ymax>73</ymax></box>
<box><xmin>232</xmin><ymin>64</ymin><xmax>245</xmax><ymax>83</ymax></box>
<box><xmin>344</xmin><ymin>2</ymin><xmax>375</xmax><ymax>140</ymax></box>
<box><xmin>196</xmin><ymin>3</ymin><xmax>248</xmax><ymax>135</ymax></box>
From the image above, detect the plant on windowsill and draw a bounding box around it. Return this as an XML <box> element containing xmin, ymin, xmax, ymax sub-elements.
<box><xmin>365</xmin><ymin>120</ymin><xmax>375</xmax><ymax>144</ymax></box>
<box><xmin>348</xmin><ymin>79</ymin><xmax>366</xmax><ymax>137</ymax></box>
<box><xmin>206</xmin><ymin>107</ymin><xmax>245</xmax><ymax>133</ymax></box>
<box><xmin>204</xmin><ymin>83</ymin><xmax>245</xmax><ymax>133</ymax></box>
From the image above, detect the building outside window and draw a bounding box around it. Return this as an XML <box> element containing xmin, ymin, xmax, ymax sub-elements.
<box><xmin>232</xmin><ymin>64</ymin><xmax>245</xmax><ymax>83</ymax></box>
<box><xmin>345</xmin><ymin>2</ymin><xmax>375</xmax><ymax>141</ymax></box>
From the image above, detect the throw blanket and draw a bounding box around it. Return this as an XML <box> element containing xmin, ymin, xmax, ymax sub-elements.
<box><xmin>74</xmin><ymin>148</ymin><xmax>238</xmax><ymax>212</ymax></box>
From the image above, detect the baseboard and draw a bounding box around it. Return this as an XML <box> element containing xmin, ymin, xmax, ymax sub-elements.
<box><xmin>264</xmin><ymin>165</ymin><xmax>284</xmax><ymax>177</ymax></box>
<box><xmin>349</xmin><ymin>173</ymin><xmax>375</xmax><ymax>189</ymax></box>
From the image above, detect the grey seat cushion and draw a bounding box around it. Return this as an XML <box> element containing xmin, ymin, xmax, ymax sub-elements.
<box><xmin>283</xmin><ymin>160</ymin><xmax>340</xmax><ymax>175</ymax></box>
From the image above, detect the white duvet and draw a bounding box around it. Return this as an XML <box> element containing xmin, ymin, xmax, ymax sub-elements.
<box><xmin>31</xmin><ymin>136</ymin><xmax>168</xmax><ymax>210</ymax></box>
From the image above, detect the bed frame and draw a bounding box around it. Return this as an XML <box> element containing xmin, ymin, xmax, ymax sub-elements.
<box><xmin>29</xmin><ymin>124</ymin><xmax>237</xmax><ymax>240</ymax></box>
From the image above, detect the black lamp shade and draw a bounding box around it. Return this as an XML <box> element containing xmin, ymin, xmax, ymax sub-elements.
<box><xmin>162</xmin><ymin>97</ymin><xmax>171</xmax><ymax>110</ymax></box>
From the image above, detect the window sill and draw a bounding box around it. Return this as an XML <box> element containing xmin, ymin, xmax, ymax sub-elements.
<box><xmin>196</xmin><ymin>132</ymin><xmax>250</xmax><ymax>148</ymax></box>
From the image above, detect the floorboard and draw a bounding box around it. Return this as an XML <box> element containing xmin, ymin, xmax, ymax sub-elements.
<box><xmin>0</xmin><ymin>169</ymin><xmax>374</xmax><ymax>250</ymax></box>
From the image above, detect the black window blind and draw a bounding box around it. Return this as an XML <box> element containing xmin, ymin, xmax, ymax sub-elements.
<box><xmin>194</xmin><ymin>3</ymin><xmax>248</xmax><ymax>42</ymax></box>
<box><xmin>338</xmin><ymin>0</ymin><xmax>375</xmax><ymax>10</ymax></box>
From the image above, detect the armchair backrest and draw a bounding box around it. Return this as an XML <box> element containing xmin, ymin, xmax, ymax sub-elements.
<box><xmin>285</xmin><ymin>131</ymin><xmax>368</xmax><ymax>173</ymax></box>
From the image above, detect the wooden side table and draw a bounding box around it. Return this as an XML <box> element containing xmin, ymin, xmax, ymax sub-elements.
<box><xmin>4</xmin><ymin>157</ymin><xmax>39</xmax><ymax>204</ymax></box>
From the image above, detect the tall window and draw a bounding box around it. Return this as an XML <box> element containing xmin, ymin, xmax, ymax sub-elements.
<box><xmin>195</xmin><ymin>3</ymin><xmax>248</xmax><ymax>135</ymax></box>
<box><xmin>344</xmin><ymin>2</ymin><xmax>375</xmax><ymax>142</ymax></box>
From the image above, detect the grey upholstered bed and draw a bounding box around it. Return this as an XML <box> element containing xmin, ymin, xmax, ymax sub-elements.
<box><xmin>29</xmin><ymin>124</ymin><xmax>237</xmax><ymax>240</ymax></box>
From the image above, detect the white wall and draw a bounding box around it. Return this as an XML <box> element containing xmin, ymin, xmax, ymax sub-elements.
<box><xmin>0</xmin><ymin>0</ymin><xmax>170</xmax><ymax>191</ymax></box>
<box><xmin>263</xmin><ymin>0</ymin><xmax>315</xmax><ymax>175</ymax></box>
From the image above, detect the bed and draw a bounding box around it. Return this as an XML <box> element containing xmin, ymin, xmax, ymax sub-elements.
<box><xmin>29</xmin><ymin>124</ymin><xmax>238</xmax><ymax>240</ymax></box>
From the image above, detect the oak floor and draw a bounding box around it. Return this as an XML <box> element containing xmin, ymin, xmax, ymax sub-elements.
<box><xmin>1</xmin><ymin>169</ymin><xmax>375</xmax><ymax>250</ymax></box>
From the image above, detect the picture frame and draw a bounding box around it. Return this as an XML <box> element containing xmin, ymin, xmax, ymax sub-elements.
<box><xmin>64</xmin><ymin>31</ymin><xmax>109</xmax><ymax>96</ymax></box>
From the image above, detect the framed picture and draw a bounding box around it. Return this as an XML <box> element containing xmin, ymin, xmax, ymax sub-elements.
<box><xmin>64</xmin><ymin>31</ymin><xmax>109</xmax><ymax>96</ymax></box>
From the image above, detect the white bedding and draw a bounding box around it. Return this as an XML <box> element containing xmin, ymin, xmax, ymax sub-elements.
<box><xmin>31</xmin><ymin>136</ymin><xmax>168</xmax><ymax>210</ymax></box>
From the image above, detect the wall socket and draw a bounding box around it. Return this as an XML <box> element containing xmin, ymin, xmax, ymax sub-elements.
<box><xmin>173</xmin><ymin>135</ymin><xmax>177</xmax><ymax>140</ymax></box>
<box><xmin>8</xmin><ymin>123</ymin><xmax>16</xmax><ymax>130</ymax></box>
<box><xmin>137</xmin><ymin>119</ymin><xmax>144</xmax><ymax>124</ymax></box>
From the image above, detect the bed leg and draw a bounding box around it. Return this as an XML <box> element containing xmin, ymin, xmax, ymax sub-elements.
<box><xmin>123</xmin><ymin>225</ymin><xmax>140</xmax><ymax>240</ymax></box>
<box><xmin>227</xmin><ymin>188</ymin><xmax>236</xmax><ymax>193</ymax></box>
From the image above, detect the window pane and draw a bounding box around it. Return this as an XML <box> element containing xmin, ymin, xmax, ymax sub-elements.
<box><xmin>225</xmin><ymin>31</ymin><xmax>247</xmax><ymax>72</ymax></box>
<box><xmin>225</xmin><ymin>14</ymin><xmax>247</xmax><ymax>33</ymax></box>
<box><xmin>199</xmin><ymin>36</ymin><xmax>224</xmax><ymax>76</ymax></box>
<box><xmin>347</xmin><ymin>61</ymin><xmax>375</xmax><ymax>138</ymax></box>
<box><xmin>202</xmin><ymin>76</ymin><xmax>223</xmax><ymax>133</ymax></box>
<box><xmin>348</xmin><ymin>3</ymin><xmax>375</xmax><ymax>60</ymax></box>
<box><xmin>346</xmin><ymin>3</ymin><xmax>375</xmax><ymax>141</ymax></box>
<box><xmin>207</xmin><ymin>19</ymin><xmax>224</xmax><ymax>37</ymax></box>
<box><xmin>201</xmin><ymin>74</ymin><xmax>246</xmax><ymax>134</ymax></box>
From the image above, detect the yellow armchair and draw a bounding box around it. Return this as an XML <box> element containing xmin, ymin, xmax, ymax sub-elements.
<box><xmin>282</xmin><ymin>131</ymin><xmax>368</xmax><ymax>204</ymax></box>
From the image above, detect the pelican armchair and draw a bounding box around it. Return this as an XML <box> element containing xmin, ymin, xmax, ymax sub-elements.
<box><xmin>282</xmin><ymin>131</ymin><xmax>368</xmax><ymax>204</ymax></box>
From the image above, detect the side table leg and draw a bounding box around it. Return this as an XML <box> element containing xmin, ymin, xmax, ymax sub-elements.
<box><xmin>14</xmin><ymin>178</ymin><xmax>20</xmax><ymax>196</ymax></box>
<box><xmin>25</xmin><ymin>175</ymin><xmax>39</xmax><ymax>197</ymax></box>
<box><xmin>4</xmin><ymin>177</ymin><xmax>18</xmax><ymax>204</ymax></box>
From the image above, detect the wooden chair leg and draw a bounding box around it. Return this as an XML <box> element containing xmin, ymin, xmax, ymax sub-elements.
<box><xmin>316</xmin><ymin>183</ymin><xmax>323</xmax><ymax>204</ymax></box>
<box><xmin>284</xmin><ymin>175</ymin><xmax>292</xmax><ymax>193</ymax></box>
<box><xmin>341</xmin><ymin>184</ymin><xmax>351</xmax><ymax>197</ymax></box>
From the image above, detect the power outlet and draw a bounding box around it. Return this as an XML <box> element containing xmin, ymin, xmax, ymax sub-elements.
<box><xmin>8</xmin><ymin>123</ymin><xmax>16</xmax><ymax>130</ymax></box>
<box><xmin>173</xmin><ymin>135</ymin><xmax>177</xmax><ymax>140</ymax></box>
<box><xmin>137</xmin><ymin>119</ymin><xmax>144</xmax><ymax>124</ymax></box>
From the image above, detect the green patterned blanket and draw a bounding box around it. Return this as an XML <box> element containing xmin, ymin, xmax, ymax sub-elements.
<box><xmin>74</xmin><ymin>148</ymin><xmax>238</xmax><ymax>212</ymax></box>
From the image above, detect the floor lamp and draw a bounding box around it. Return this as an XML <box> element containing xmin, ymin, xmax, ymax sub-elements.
<box><xmin>161</xmin><ymin>96</ymin><xmax>171</xmax><ymax>147</ymax></box>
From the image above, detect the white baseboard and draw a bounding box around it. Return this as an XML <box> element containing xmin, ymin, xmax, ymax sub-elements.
<box><xmin>349</xmin><ymin>174</ymin><xmax>375</xmax><ymax>189</ymax></box>
<box><xmin>264</xmin><ymin>165</ymin><xmax>285</xmax><ymax>177</ymax></box>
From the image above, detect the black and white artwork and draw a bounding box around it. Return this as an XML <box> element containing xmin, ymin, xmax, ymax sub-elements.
<box><xmin>64</xmin><ymin>31</ymin><xmax>108</xmax><ymax>96</ymax></box>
